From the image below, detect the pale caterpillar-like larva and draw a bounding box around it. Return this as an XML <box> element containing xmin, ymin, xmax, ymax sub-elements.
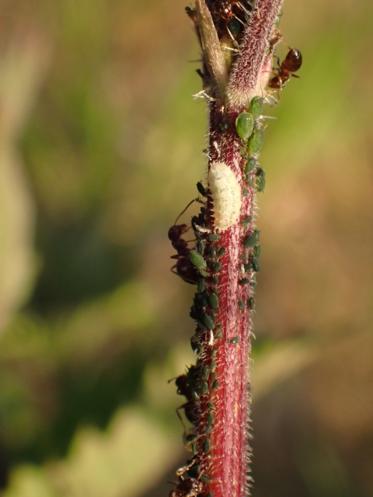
<box><xmin>208</xmin><ymin>161</ymin><xmax>241</xmax><ymax>231</ymax></box>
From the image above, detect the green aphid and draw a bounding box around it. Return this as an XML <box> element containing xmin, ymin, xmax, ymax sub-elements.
<box><xmin>255</xmin><ymin>167</ymin><xmax>266</xmax><ymax>192</ymax></box>
<box><xmin>244</xmin><ymin>158</ymin><xmax>257</xmax><ymax>177</ymax></box>
<box><xmin>217</xmin><ymin>246</ymin><xmax>226</xmax><ymax>257</ymax></box>
<box><xmin>190</xmin><ymin>335</ymin><xmax>201</xmax><ymax>353</ymax></box>
<box><xmin>197</xmin><ymin>238</ymin><xmax>206</xmax><ymax>254</ymax></box>
<box><xmin>189</xmin><ymin>250</ymin><xmax>207</xmax><ymax>274</ymax></box>
<box><xmin>201</xmin><ymin>381</ymin><xmax>209</xmax><ymax>394</ymax></box>
<box><xmin>194</xmin><ymin>291</ymin><xmax>208</xmax><ymax>308</ymax></box>
<box><xmin>201</xmin><ymin>474</ymin><xmax>211</xmax><ymax>484</ymax></box>
<box><xmin>252</xmin><ymin>257</ymin><xmax>260</xmax><ymax>272</ymax></box>
<box><xmin>253</xmin><ymin>244</ymin><xmax>261</xmax><ymax>257</ymax></box>
<box><xmin>200</xmin><ymin>313</ymin><xmax>215</xmax><ymax>330</ymax></box>
<box><xmin>235</xmin><ymin>112</ymin><xmax>255</xmax><ymax>141</ymax></box>
<box><xmin>238</xmin><ymin>299</ymin><xmax>245</xmax><ymax>311</ymax></box>
<box><xmin>208</xmin><ymin>292</ymin><xmax>219</xmax><ymax>310</ymax></box>
<box><xmin>215</xmin><ymin>325</ymin><xmax>223</xmax><ymax>339</ymax></box>
<box><xmin>243</xmin><ymin>229</ymin><xmax>260</xmax><ymax>248</ymax></box>
<box><xmin>247</xmin><ymin>296</ymin><xmax>255</xmax><ymax>310</ymax></box>
<box><xmin>211</xmin><ymin>356</ymin><xmax>217</xmax><ymax>370</ymax></box>
<box><xmin>212</xmin><ymin>379</ymin><xmax>219</xmax><ymax>389</ymax></box>
<box><xmin>210</xmin><ymin>261</ymin><xmax>221</xmax><ymax>272</ymax></box>
<box><xmin>211</xmin><ymin>275</ymin><xmax>219</xmax><ymax>285</ymax></box>
<box><xmin>249</xmin><ymin>96</ymin><xmax>264</xmax><ymax>118</ymax></box>
<box><xmin>247</xmin><ymin>127</ymin><xmax>264</xmax><ymax>156</ymax></box>
<box><xmin>207</xmin><ymin>412</ymin><xmax>214</xmax><ymax>429</ymax></box>
<box><xmin>205</xmin><ymin>246</ymin><xmax>216</xmax><ymax>258</ymax></box>
<box><xmin>230</xmin><ymin>336</ymin><xmax>240</xmax><ymax>344</ymax></box>
<box><xmin>202</xmin><ymin>367</ymin><xmax>210</xmax><ymax>382</ymax></box>
<box><xmin>208</xmin><ymin>233</ymin><xmax>220</xmax><ymax>242</ymax></box>
<box><xmin>211</xmin><ymin>349</ymin><xmax>217</xmax><ymax>362</ymax></box>
<box><xmin>202</xmin><ymin>438</ymin><xmax>210</xmax><ymax>453</ymax></box>
<box><xmin>242</xmin><ymin>187</ymin><xmax>249</xmax><ymax>197</ymax></box>
<box><xmin>197</xmin><ymin>278</ymin><xmax>206</xmax><ymax>293</ymax></box>
<box><xmin>197</xmin><ymin>181</ymin><xmax>208</xmax><ymax>197</ymax></box>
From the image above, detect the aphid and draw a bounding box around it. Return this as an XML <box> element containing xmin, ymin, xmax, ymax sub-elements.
<box><xmin>247</xmin><ymin>127</ymin><xmax>264</xmax><ymax>156</ymax></box>
<box><xmin>217</xmin><ymin>246</ymin><xmax>226</xmax><ymax>257</ymax></box>
<box><xmin>208</xmin><ymin>292</ymin><xmax>219</xmax><ymax>309</ymax></box>
<box><xmin>255</xmin><ymin>167</ymin><xmax>266</xmax><ymax>192</ymax></box>
<box><xmin>189</xmin><ymin>250</ymin><xmax>208</xmax><ymax>275</ymax></box>
<box><xmin>269</xmin><ymin>48</ymin><xmax>303</xmax><ymax>89</ymax></box>
<box><xmin>235</xmin><ymin>112</ymin><xmax>254</xmax><ymax>141</ymax></box>
<box><xmin>248</xmin><ymin>96</ymin><xmax>264</xmax><ymax>118</ymax></box>
<box><xmin>208</xmin><ymin>161</ymin><xmax>241</xmax><ymax>231</ymax></box>
<box><xmin>200</xmin><ymin>312</ymin><xmax>215</xmax><ymax>331</ymax></box>
<box><xmin>243</xmin><ymin>229</ymin><xmax>260</xmax><ymax>248</ymax></box>
<box><xmin>229</xmin><ymin>336</ymin><xmax>240</xmax><ymax>344</ymax></box>
<box><xmin>209</xmin><ymin>261</ymin><xmax>221</xmax><ymax>272</ymax></box>
<box><xmin>247</xmin><ymin>296</ymin><xmax>255</xmax><ymax>309</ymax></box>
<box><xmin>208</xmin><ymin>233</ymin><xmax>221</xmax><ymax>242</ymax></box>
<box><xmin>196</xmin><ymin>181</ymin><xmax>209</xmax><ymax>197</ymax></box>
<box><xmin>244</xmin><ymin>158</ymin><xmax>257</xmax><ymax>178</ymax></box>
<box><xmin>202</xmin><ymin>438</ymin><xmax>210</xmax><ymax>453</ymax></box>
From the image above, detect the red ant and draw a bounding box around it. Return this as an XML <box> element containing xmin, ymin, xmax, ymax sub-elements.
<box><xmin>269</xmin><ymin>48</ymin><xmax>303</xmax><ymax>89</ymax></box>
<box><xmin>206</xmin><ymin>0</ymin><xmax>252</xmax><ymax>42</ymax></box>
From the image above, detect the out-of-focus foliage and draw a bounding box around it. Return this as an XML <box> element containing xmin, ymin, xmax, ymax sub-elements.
<box><xmin>0</xmin><ymin>0</ymin><xmax>372</xmax><ymax>496</ymax></box>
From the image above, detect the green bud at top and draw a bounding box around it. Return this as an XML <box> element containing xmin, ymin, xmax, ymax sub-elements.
<box><xmin>235</xmin><ymin>112</ymin><xmax>254</xmax><ymax>142</ymax></box>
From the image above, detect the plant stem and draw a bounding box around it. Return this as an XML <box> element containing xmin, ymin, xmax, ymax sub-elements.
<box><xmin>169</xmin><ymin>1</ymin><xmax>286</xmax><ymax>496</ymax></box>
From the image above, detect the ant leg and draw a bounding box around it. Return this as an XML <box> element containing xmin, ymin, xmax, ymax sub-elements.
<box><xmin>176</xmin><ymin>405</ymin><xmax>187</xmax><ymax>432</ymax></box>
<box><xmin>173</xmin><ymin>197</ymin><xmax>203</xmax><ymax>225</ymax></box>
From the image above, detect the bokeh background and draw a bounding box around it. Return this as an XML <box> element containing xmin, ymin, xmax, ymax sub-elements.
<box><xmin>0</xmin><ymin>1</ymin><xmax>372</xmax><ymax>496</ymax></box>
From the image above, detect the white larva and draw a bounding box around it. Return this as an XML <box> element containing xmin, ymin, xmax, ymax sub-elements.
<box><xmin>208</xmin><ymin>161</ymin><xmax>241</xmax><ymax>231</ymax></box>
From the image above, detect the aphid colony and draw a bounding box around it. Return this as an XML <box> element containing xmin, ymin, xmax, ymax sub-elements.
<box><xmin>167</xmin><ymin>98</ymin><xmax>267</xmax><ymax>497</ymax></box>
<box><xmin>168</xmin><ymin>183</ymin><xmax>226</xmax><ymax>497</ymax></box>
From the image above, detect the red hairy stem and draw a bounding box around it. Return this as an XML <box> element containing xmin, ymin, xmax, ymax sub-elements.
<box><xmin>201</xmin><ymin>105</ymin><xmax>256</xmax><ymax>497</ymax></box>
<box><xmin>169</xmin><ymin>1</ymin><xmax>288</xmax><ymax>497</ymax></box>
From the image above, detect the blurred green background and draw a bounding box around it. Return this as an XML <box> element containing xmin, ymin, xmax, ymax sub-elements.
<box><xmin>0</xmin><ymin>1</ymin><xmax>372</xmax><ymax>496</ymax></box>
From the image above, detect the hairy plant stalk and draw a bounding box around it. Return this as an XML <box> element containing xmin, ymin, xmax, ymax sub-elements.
<box><xmin>168</xmin><ymin>1</ymin><xmax>294</xmax><ymax>497</ymax></box>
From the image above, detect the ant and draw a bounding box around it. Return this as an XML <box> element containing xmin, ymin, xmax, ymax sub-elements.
<box><xmin>207</xmin><ymin>0</ymin><xmax>252</xmax><ymax>42</ymax></box>
<box><xmin>169</xmin><ymin>476</ymin><xmax>203</xmax><ymax>497</ymax></box>
<box><xmin>269</xmin><ymin>48</ymin><xmax>303</xmax><ymax>89</ymax></box>
<box><xmin>169</xmin><ymin>186</ymin><xmax>209</xmax><ymax>285</ymax></box>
